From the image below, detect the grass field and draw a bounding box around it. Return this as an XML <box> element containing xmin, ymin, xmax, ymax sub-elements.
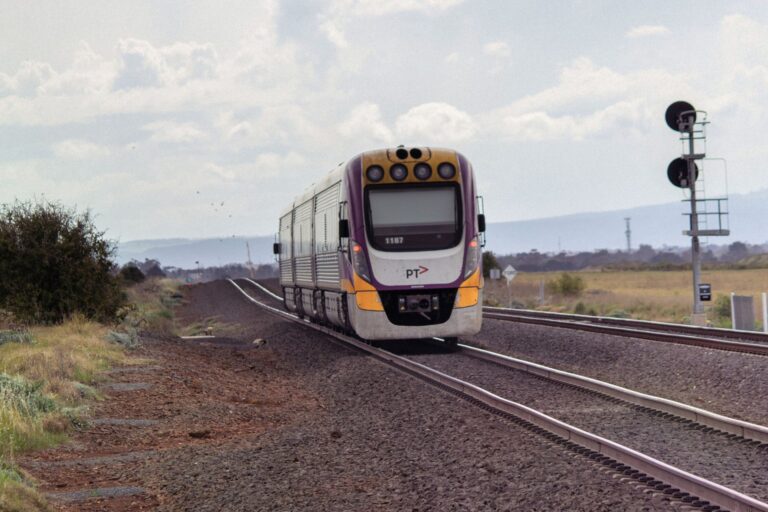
<box><xmin>484</xmin><ymin>268</ymin><xmax>768</xmax><ymax>326</ymax></box>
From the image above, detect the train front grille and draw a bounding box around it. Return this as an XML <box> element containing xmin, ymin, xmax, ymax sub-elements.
<box><xmin>377</xmin><ymin>288</ymin><xmax>458</xmax><ymax>326</ymax></box>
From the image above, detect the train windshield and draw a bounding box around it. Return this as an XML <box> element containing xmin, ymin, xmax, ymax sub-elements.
<box><xmin>365</xmin><ymin>184</ymin><xmax>462</xmax><ymax>251</ymax></box>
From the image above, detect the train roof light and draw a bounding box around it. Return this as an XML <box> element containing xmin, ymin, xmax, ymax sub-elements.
<box><xmin>366</xmin><ymin>165</ymin><xmax>384</xmax><ymax>182</ymax></box>
<box><xmin>395</xmin><ymin>148</ymin><xmax>408</xmax><ymax>159</ymax></box>
<box><xmin>410</xmin><ymin>148</ymin><xmax>422</xmax><ymax>159</ymax></box>
<box><xmin>414</xmin><ymin>163</ymin><xmax>432</xmax><ymax>180</ymax></box>
<box><xmin>437</xmin><ymin>162</ymin><xmax>456</xmax><ymax>179</ymax></box>
<box><xmin>390</xmin><ymin>164</ymin><xmax>408</xmax><ymax>181</ymax></box>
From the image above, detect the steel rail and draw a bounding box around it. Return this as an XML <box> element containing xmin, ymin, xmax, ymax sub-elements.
<box><xmin>243</xmin><ymin>278</ymin><xmax>284</xmax><ymax>302</ymax></box>
<box><xmin>242</xmin><ymin>279</ymin><xmax>768</xmax><ymax>355</ymax></box>
<box><xmin>484</xmin><ymin>306</ymin><xmax>768</xmax><ymax>344</ymax></box>
<box><xmin>460</xmin><ymin>344</ymin><xmax>768</xmax><ymax>444</ymax></box>
<box><xmin>227</xmin><ymin>279</ymin><xmax>768</xmax><ymax>512</ymax></box>
<box><xmin>484</xmin><ymin>309</ymin><xmax>768</xmax><ymax>357</ymax></box>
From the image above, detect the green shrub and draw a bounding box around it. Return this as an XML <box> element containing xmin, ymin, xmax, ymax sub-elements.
<box><xmin>119</xmin><ymin>265</ymin><xmax>146</xmax><ymax>285</ymax></box>
<box><xmin>0</xmin><ymin>374</ymin><xmax>56</xmax><ymax>416</ymax></box>
<box><xmin>482</xmin><ymin>251</ymin><xmax>501</xmax><ymax>278</ymax></box>
<box><xmin>107</xmin><ymin>329</ymin><xmax>140</xmax><ymax>349</ymax></box>
<box><xmin>712</xmin><ymin>294</ymin><xmax>731</xmax><ymax>319</ymax></box>
<box><xmin>546</xmin><ymin>273</ymin><xmax>586</xmax><ymax>297</ymax></box>
<box><xmin>0</xmin><ymin>331</ymin><xmax>34</xmax><ymax>346</ymax></box>
<box><xmin>0</xmin><ymin>200</ymin><xmax>125</xmax><ymax>323</ymax></box>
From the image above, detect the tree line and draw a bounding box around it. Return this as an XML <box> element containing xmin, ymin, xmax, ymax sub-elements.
<box><xmin>483</xmin><ymin>241</ymin><xmax>768</xmax><ymax>275</ymax></box>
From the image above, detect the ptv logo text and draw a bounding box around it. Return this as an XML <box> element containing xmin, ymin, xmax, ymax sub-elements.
<box><xmin>406</xmin><ymin>266</ymin><xmax>429</xmax><ymax>279</ymax></box>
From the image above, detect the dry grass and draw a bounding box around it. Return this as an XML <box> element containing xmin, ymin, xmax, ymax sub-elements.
<box><xmin>0</xmin><ymin>316</ymin><xmax>132</xmax><ymax>511</ymax></box>
<box><xmin>0</xmin><ymin>317</ymin><xmax>126</xmax><ymax>402</ymax></box>
<box><xmin>178</xmin><ymin>316</ymin><xmax>242</xmax><ymax>338</ymax></box>
<box><xmin>0</xmin><ymin>279</ymin><xmax>176</xmax><ymax>510</ymax></box>
<box><xmin>0</xmin><ymin>468</ymin><xmax>49</xmax><ymax>512</ymax></box>
<box><xmin>485</xmin><ymin>268</ymin><xmax>768</xmax><ymax>324</ymax></box>
<box><xmin>122</xmin><ymin>278</ymin><xmax>182</xmax><ymax>336</ymax></box>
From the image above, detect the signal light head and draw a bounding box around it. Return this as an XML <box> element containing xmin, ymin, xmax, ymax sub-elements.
<box><xmin>390</xmin><ymin>164</ymin><xmax>408</xmax><ymax>181</ymax></box>
<box><xmin>366</xmin><ymin>165</ymin><xmax>384</xmax><ymax>182</ymax></box>
<box><xmin>414</xmin><ymin>163</ymin><xmax>432</xmax><ymax>180</ymax></box>
<box><xmin>437</xmin><ymin>162</ymin><xmax>456</xmax><ymax>179</ymax></box>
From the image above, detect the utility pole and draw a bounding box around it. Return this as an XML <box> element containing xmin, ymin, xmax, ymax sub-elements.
<box><xmin>624</xmin><ymin>217</ymin><xmax>631</xmax><ymax>253</ymax></box>
<box><xmin>246</xmin><ymin>241</ymin><xmax>255</xmax><ymax>279</ymax></box>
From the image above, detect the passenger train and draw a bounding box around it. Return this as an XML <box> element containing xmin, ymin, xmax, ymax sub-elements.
<box><xmin>274</xmin><ymin>146</ymin><xmax>484</xmax><ymax>341</ymax></box>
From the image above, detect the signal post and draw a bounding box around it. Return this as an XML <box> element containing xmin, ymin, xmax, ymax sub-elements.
<box><xmin>665</xmin><ymin>101</ymin><xmax>729</xmax><ymax>325</ymax></box>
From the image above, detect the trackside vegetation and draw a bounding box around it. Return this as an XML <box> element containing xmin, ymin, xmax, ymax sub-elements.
<box><xmin>484</xmin><ymin>268</ymin><xmax>767</xmax><ymax>327</ymax></box>
<box><xmin>0</xmin><ymin>200</ymin><xmax>177</xmax><ymax>511</ymax></box>
<box><xmin>0</xmin><ymin>201</ymin><xmax>125</xmax><ymax>324</ymax></box>
<box><xmin>0</xmin><ymin>319</ymin><xmax>128</xmax><ymax>511</ymax></box>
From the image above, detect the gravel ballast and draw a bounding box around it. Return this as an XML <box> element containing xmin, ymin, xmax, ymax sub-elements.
<box><xmin>146</xmin><ymin>280</ymin><xmax>674</xmax><ymax>511</ymax></box>
<box><xmin>410</xmin><ymin>350</ymin><xmax>768</xmax><ymax>503</ymax></box>
<box><xmin>467</xmin><ymin>318</ymin><xmax>768</xmax><ymax>426</ymax></box>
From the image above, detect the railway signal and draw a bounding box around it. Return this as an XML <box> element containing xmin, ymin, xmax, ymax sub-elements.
<box><xmin>664</xmin><ymin>101</ymin><xmax>729</xmax><ymax>325</ymax></box>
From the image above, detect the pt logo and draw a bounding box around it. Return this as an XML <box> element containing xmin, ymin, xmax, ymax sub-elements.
<box><xmin>406</xmin><ymin>266</ymin><xmax>429</xmax><ymax>279</ymax></box>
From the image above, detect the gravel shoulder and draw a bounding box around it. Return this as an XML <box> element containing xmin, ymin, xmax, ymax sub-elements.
<box><xmin>467</xmin><ymin>318</ymin><xmax>768</xmax><ymax>426</ymax></box>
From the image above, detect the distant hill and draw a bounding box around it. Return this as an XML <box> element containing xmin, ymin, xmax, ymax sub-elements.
<box><xmin>117</xmin><ymin>236</ymin><xmax>274</xmax><ymax>269</ymax></box>
<box><xmin>117</xmin><ymin>188</ymin><xmax>768</xmax><ymax>268</ymax></box>
<box><xmin>484</xmin><ymin>188</ymin><xmax>768</xmax><ymax>255</ymax></box>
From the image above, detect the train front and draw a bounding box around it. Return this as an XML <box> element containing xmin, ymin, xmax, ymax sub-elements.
<box><xmin>344</xmin><ymin>147</ymin><xmax>484</xmax><ymax>340</ymax></box>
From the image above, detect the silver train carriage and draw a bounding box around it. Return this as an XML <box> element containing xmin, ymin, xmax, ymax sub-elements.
<box><xmin>274</xmin><ymin>146</ymin><xmax>485</xmax><ymax>340</ymax></box>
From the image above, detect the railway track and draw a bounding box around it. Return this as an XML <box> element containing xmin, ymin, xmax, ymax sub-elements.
<box><xmin>483</xmin><ymin>307</ymin><xmax>768</xmax><ymax>356</ymax></box>
<box><xmin>230</xmin><ymin>279</ymin><xmax>768</xmax><ymax>512</ymax></box>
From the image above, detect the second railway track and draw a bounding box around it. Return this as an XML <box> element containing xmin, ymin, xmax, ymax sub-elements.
<box><xmin>483</xmin><ymin>307</ymin><xmax>768</xmax><ymax>356</ymax></box>
<box><xmin>231</xmin><ymin>278</ymin><xmax>768</xmax><ymax>512</ymax></box>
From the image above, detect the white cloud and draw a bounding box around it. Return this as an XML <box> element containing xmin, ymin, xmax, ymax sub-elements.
<box><xmin>52</xmin><ymin>139</ymin><xmax>110</xmax><ymax>160</ymax></box>
<box><xmin>396</xmin><ymin>102</ymin><xmax>476</xmax><ymax>143</ymax></box>
<box><xmin>483</xmin><ymin>41</ymin><xmax>511</xmax><ymax>58</ymax></box>
<box><xmin>486</xmin><ymin>57</ymin><xmax>692</xmax><ymax>141</ymax></box>
<box><xmin>215</xmin><ymin>106</ymin><xmax>317</xmax><ymax>148</ymax></box>
<box><xmin>444</xmin><ymin>52</ymin><xmax>460</xmax><ymax>64</ymax></box>
<box><xmin>503</xmin><ymin>57</ymin><xmax>630</xmax><ymax>115</ymax></box>
<box><xmin>338</xmin><ymin>103</ymin><xmax>393</xmax><ymax>143</ymax></box>
<box><xmin>143</xmin><ymin>121</ymin><xmax>207</xmax><ymax>143</ymax></box>
<box><xmin>625</xmin><ymin>25</ymin><xmax>670</xmax><ymax>38</ymax></box>
<box><xmin>113</xmin><ymin>39</ymin><xmax>219</xmax><ymax>90</ymax></box>
<box><xmin>0</xmin><ymin>61</ymin><xmax>57</xmax><ymax>97</ymax></box>
<box><xmin>319</xmin><ymin>0</ymin><xmax>465</xmax><ymax>48</ymax></box>
<box><xmin>496</xmin><ymin>100</ymin><xmax>648</xmax><ymax>141</ymax></box>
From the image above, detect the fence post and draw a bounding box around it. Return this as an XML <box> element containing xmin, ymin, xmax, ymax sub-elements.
<box><xmin>763</xmin><ymin>292</ymin><xmax>768</xmax><ymax>334</ymax></box>
<box><xmin>730</xmin><ymin>292</ymin><xmax>736</xmax><ymax>330</ymax></box>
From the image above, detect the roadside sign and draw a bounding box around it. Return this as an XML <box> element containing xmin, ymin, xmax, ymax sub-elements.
<box><xmin>699</xmin><ymin>283</ymin><xmax>712</xmax><ymax>301</ymax></box>
<box><xmin>502</xmin><ymin>265</ymin><xmax>517</xmax><ymax>284</ymax></box>
<box><xmin>489</xmin><ymin>268</ymin><xmax>501</xmax><ymax>280</ymax></box>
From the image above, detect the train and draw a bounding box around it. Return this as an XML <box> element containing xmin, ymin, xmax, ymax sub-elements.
<box><xmin>274</xmin><ymin>146</ymin><xmax>484</xmax><ymax>342</ymax></box>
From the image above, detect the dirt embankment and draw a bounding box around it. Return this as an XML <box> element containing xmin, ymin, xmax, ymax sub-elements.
<box><xmin>21</xmin><ymin>280</ymin><xmax>671</xmax><ymax>511</ymax></box>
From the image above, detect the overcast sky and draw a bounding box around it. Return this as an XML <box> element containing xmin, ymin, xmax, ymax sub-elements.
<box><xmin>2</xmin><ymin>0</ymin><xmax>768</xmax><ymax>242</ymax></box>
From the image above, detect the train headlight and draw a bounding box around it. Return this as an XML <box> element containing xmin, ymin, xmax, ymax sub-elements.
<box><xmin>366</xmin><ymin>165</ymin><xmax>384</xmax><ymax>182</ymax></box>
<box><xmin>390</xmin><ymin>164</ymin><xmax>408</xmax><ymax>181</ymax></box>
<box><xmin>438</xmin><ymin>162</ymin><xmax>456</xmax><ymax>179</ymax></box>
<box><xmin>414</xmin><ymin>163</ymin><xmax>432</xmax><ymax>180</ymax></box>
<box><xmin>463</xmin><ymin>238</ymin><xmax>480</xmax><ymax>278</ymax></box>
<box><xmin>351</xmin><ymin>242</ymin><xmax>372</xmax><ymax>282</ymax></box>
